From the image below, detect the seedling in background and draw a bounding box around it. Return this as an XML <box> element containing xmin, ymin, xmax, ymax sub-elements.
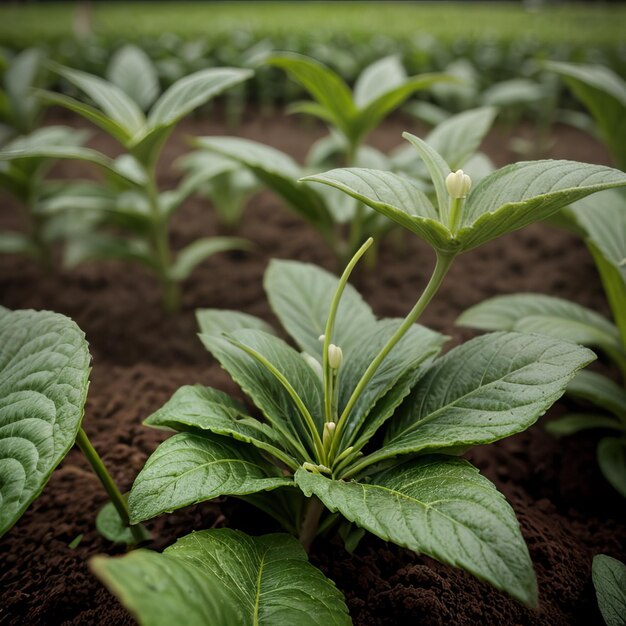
<box><xmin>193</xmin><ymin>106</ymin><xmax>498</xmax><ymax>265</ymax></box>
<box><xmin>92</xmin><ymin>150</ymin><xmax>626</xmax><ymax>622</ymax></box>
<box><xmin>459</xmin><ymin>188</ymin><xmax>626</xmax><ymax>497</ymax></box>
<box><xmin>0</xmin><ymin>125</ymin><xmax>105</xmax><ymax>266</ymax></box>
<box><xmin>0</xmin><ymin>307</ymin><xmax>147</xmax><ymax>545</ymax></box>
<box><xmin>0</xmin><ymin>62</ymin><xmax>253</xmax><ymax>311</ymax></box>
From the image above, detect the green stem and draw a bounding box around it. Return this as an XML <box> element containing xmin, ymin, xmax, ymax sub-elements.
<box><xmin>299</xmin><ymin>496</ymin><xmax>324</xmax><ymax>551</ymax></box>
<box><xmin>75</xmin><ymin>428</ymin><xmax>145</xmax><ymax>545</ymax></box>
<box><xmin>146</xmin><ymin>171</ymin><xmax>179</xmax><ymax>312</ymax></box>
<box><xmin>448</xmin><ymin>197</ymin><xmax>464</xmax><ymax>235</ymax></box>
<box><xmin>332</xmin><ymin>252</ymin><xmax>455</xmax><ymax>459</ymax></box>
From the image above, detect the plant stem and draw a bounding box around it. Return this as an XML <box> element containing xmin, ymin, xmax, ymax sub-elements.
<box><xmin>332</xmin><ymin>252</ymin><xmax>455</xmax><ymax>458</ymax></box>
<box><xmin>146</xmin><ymin>171</ymin><xmax>179</xmax><ymax>312</ymax></box>
<box><xmin>299</xmin><ymin>496</ymin><xmax>324</xmax><ymax>551</ymax></box>
<box><xmin>448</xmin><ymin>197</ymin><xmax>463</xmax><ymax>235</ymax></box>
<box><xmin>75</xmin><ymin>428</ymin><xmax>145</xmax><ymax>545</ymax></box>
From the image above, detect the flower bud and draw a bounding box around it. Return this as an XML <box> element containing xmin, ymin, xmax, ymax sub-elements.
<box><xmin>445</xmin><ymin>169</ymin><xmax>472</xmax><ymax>199</ymax></box>
<box><xmin>323</xmin><ymin>421</ymin><xmax>336</xmax><ymax>448</ymax></box>
<box><xmin>318</xmin><ymin>334</ymin><xmax>325</xmax><ymax>342</ymax></box>
<box><xmin>328</xmin><ymin>344</ymin><xmax>343</xmax><ymax>369</ymax></box>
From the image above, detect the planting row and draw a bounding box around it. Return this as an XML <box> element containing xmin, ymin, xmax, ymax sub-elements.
<box><xmin>1</xmin><ymin>53</ymin><xmax>625</xmax><ymax>625</ymax></box>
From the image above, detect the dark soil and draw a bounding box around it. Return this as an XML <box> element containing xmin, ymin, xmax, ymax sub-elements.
<box><xmin>1</xmin><ymin>108</ymin><xmax>623</xmax><ymax>626</ymax></box>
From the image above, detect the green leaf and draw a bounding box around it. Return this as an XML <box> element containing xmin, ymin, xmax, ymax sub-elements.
<box><xmin>199</xmin><ymin>329</ymin><xmax>323</xmax><ymax>453</ymax></box>
<box><xmin>425</xmin><ymin>107</ymin><xmax>497</xmax><ymax>172</ymax></box>
<box><xmin>0</xmin><ymin>231</ymin><xmax>35</xmax><ymax>255</ymax></box>
<box><xmin>457</xmin><ymin>293</ymin><xmax>624</xmax><ymax>363</ymax></box>
<box><xmin>107</xmin><ymin>44</ymin><xmax>159</xmax><ymax>111</ymax></box>
<box><xmin>459</xmin><ymin>160</ymin><xmax>626</xmax><ymax>252</ymax></box>
<box><xmin>147</xmin><ymin>67</ymin><xmax>252</xmax><ymax>129</ymax></box>
<box><xmin>128</xmin><ymin>432</ymin><xmax>291</xmax><ymax>523</ymax></box>
<box><xmin>301</xmin><ymin>168</ymin><xmax>449</xmax><ymax>251</ymax></box>
<box><xmin>546</xmin><ymin>61</ymin><xmax>626</xmax><ymax>170</ymax></box>
<box><xmin>54</xmin><ymin>64</ymin><xmax>146</xmax><ymax>136</ymax></box>
<box><xmin>169</xmin><ymin>236</ymin><xmax>249</xmax><ymax>282</ymax></box>
<box><xmin>63</xmin><ymin>234</ymin><xmax>155</xmax><ymax>269</ymax></box>
<box><xmin>593</xmin><ymin>554</ymin><xmax>626</xmax><ymax>626</ymax></box>
<box><xmin>195</xmin><ymin>136</ymin><xmax>332</xmax><ymax>232</ymax></box>
<box><xmin>5</xmin><ymin>48</ymin><xmax>42</xmax><ymax>132</ymax></box>
<box><xmin>545</xmin><ymin>414</ymin><xmax>624</xmax><ymax>437</ymax></box>
<box><xmin>567</xmin><ymin>370</ymin><xmax>626</xmax><ymax>420</ymax></box>
<box><xmin>35</xmin><ymin>89</ymin><xmax>134</xmax><ymax>144</ymax></box>
<box><xmin>268</xmin><ymin>54</ymin><xmax>355</xmax><ymax>137</ymax></box>
<box><xmin>354</xmin><ymin>56</ymin><xmax>407</xmax><ymax>109</ymax></box>
<box><xmin>598</xmin><ymin>437</ymin><xmax>626</xmax><ymax>498</ymax></box>
<box><xmin>96</xmin><ymin>499</ymin><xmax>150</xmax><ymax>545</ymax></box>
<box><xmin>0</xmin><ymin>310</ymin><xmax>90</xmax><ymax>537</ymax></box>
<box><xmin>264</xmin><ymin>259</ymin><xmax>376</xmax><ymax>358</ymax></box>
<box><xmin>144</xmin><ymin>385</ymin><xmax>297</xmax><ymax>470</ymax></box>
<box><xmin>356</xmin><ymin>332</ymin><xmax>595</xmax><ymax>470</ymax></box>
<box><xmin>196</xmin><ymin>309</ymin><xmax>275</xmax><ymax>337</ymax></box>
<box><xmin>92</xmin><ymin>528</ymin><xmax>351</xmax><ymax>626</ymax></box>
<box><xmin>296</xmin><ymin>455</ymin><xmax>537</xmax><ymax>606</ymax></box>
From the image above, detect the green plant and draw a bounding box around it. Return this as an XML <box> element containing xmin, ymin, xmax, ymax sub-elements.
<box><xmin>546</xmin><ymin>61</ymin><xmax>626</xmax><ymax>171</ymax></box>
<box><xmin>592</xmin><ymin>554</ymin><xmax>626</xmax><ymax>626</ymax></box>
<box><xmin>175</xmin><ymin>150</ymin><xmax>259</xmax><ymax>230</ymax></box>
<box><xmin>0</xmin><ymin>307</ymin><xmax>146</xmax><ymax>544</ymax></box>
<box><xmin>458</xmin><ymin>188</ymin><xmax>626</xmax><ymax>497</ymax></box>
<box><xmin>90</xmin><ymin>149</ymin><xmax>626</xmax><ymax>620</ymax></box>
<box><xmin>0</xmin><ymin>48</ymin><xmax>47</xmax><ymax>142</ymax></box>
<box><xmin>0</xmin><ymin>125</ymin><xmax>105</xmax><ymax>266</ymax></box>
<box><xmin>0</xmin><ymin>62</ymin><xmax>253</xmax><ymax>311</ymax></box>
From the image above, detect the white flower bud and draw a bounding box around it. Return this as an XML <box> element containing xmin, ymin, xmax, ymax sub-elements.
<box><xmin>445</xmin><ymin>169</ymin><xmax>472</xmax><ymax>199</ymax></box>
<box><xmin>318</xmin><ymin>334</ymin><xmax>325</xmax><ymax>342</ymax></box>
<box><xmin>323</xmin><ymin>421</ymin><xmax>336</xmax><ymax>448</ymax></box>
<box><xmin>328</xmin><ymin>344</ymin><xmax>343</xmax><ymax>369</ymax></box>
<box><xmin>326</xmin><ymin>421</ymin><xmax>336</xmax><ymax>433</ymax></box>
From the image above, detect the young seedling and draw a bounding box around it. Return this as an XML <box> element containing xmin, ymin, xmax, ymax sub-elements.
<box><xmin>175</xmin><ymin>150</ymin><xmax>259</xmax><ymax>231</ymax></box>
<box><xmin>90</xmin><ymin>148</ymin><xmax>626</xmax><ymax>622</ymax></box>
<box><xmin>0</xmin><ymin>307</ymin><xmax>147</xmax><ymax>545</ymax></box>
<box><xmin>0</xmin><ymin>62</ymin><xmax>253</xmax><ymax>311</ymax></box>
<box><xmin>0</xmin><ymin>125</ymin><xmax>104</xmax><ymax>266</ymax></box>
<box><xmin>458</xmin><ymin>188</ymin><xmax>626</xmax><ymax>497</ymax></box>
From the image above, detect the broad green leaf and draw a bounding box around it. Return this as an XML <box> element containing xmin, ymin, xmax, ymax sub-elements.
<box><xmin>287</xmin><ymin>100</ymin><xmax>338</xmax><ymax>126</ymax></box>
<box><xmin>268</xmin><ymin>54</ymin><xmax>355</xmax><ymax>136</ymax></box>
<box><xmin>354</xmin><ymin>56</ymin><xmax>407</xmax><ymax>109</ymax></box>
<box><xmin>35</xmin><ymin>181</ymin><xmax>116</xmax><ymax>216</ymax></box>
<box><xmin>425</xmin><ymin>107</ymin><xmax>497</xmax><ymax>172</ymax></box>
<box><xmin>354</xmin><ymin>74</ymin><xmax>447</xmax><ymax>145</ymax></box>
<box><xmin>458</xmin><ymin>293</ymin><xmax>624</xmax><ymax>363</ymax></box>
<box><xmin>96</xmin><ymin>498</ymin><xmax>150</xmax><ymax>545</ymax></box>
<box><xmin>199</xmin><ymin>329</ymin><xmax>324</xmax><ymax>451</ymax></box>
<box><xmin>147</xmin><ymin>68</ymin><xmax>252</xmax><ymax>129</ymax></box>
<box><xmin>195</xmin><ymin>136</ymin><xmax>332</xmax><ymax>232</ymax></box>
<box><xmin>35</xmin><ymin>89</ymin><xmax>134</xmax><ymax>144</ymax></box>
<box><xmin>481</xmin><ymin>79</ymin><xmax>547</xmax><ymax>108</ymax></box>
<box><xmin>5</xmin><ymin>48</ymin><xmax>42</xmax><ymax>132</ymax></box>
<box><xmin>92</xmin><ymin>529</ymin><xmax>351</xmax><ymax>626</ymax></box>
<box><xmin>54</xmin><ymin>65</ymin><xmax>146</xmax><ymax>136</ymax></box>
<box><xmin>459</xmin><ymin>161</ymin><xmax>626</xmax><ymax>252</ymax></box>
<box><xmin>568</xmin><ymin>189</ymin><xmax>626</xmax><ymax>284</ymax></box>
<box><xmin>545</xmin><ymin>414</ymin><xmax>624</xmax><ymax>437</ymax></box>
<box><xmin>301</xmin><ymin>168</ymin><xmax>449</xmax><ymax>251</ymax></box>
<box><xmin>196</xmin><ymin>309</ymin><xmax>275</xmax><ymax>337</ymax></box>
<box><xmin>337</xmin><ymin>319</ymin><xmax>446</xmax><ymax>447</ymax></box>
<box><xmin>264</xmin><ymin>259</ymin><xmax>376</xmax><ymax>358</ymax></box>
<box><xmin>593</xmin><ymin>554</ymin><xmax>626</xmax><ymax>626</ymax></box>
<box><xmin>107</xmin><ymin>44</ymin><xmax>159</xmax><ymax>111</ymax></box>
<box><xmin>567</xmin><ymin>370</ymin><xmax>626</xmax><ymax>420</ymax></box>
<box><xmin>0</xmin><ymin>145</ymin><xmax>142</xmax><ymax>187</ymax></box>
<box><xmin>194</xmin><ymin>137</ymin><xmax>332</xmax><ymax>229</ymax></box>
<box><xmin>144</xmin><ymin>385</ymin><xmax>297</xmax><ymax>470</ymax></box>
<box><xmin>355</xmin><ymin>332</ymin><xmax>595</xmax><ymax>469</ymax></box>
<box><xmin>546</xmin><ymin>61</ymin><xmax>626</xmax><ymax>170</ymax></box>
<box><xmin>598</xmin><ymin>437</ymin><xmax>626</xmax><ymax>498</ymax></box>
<box><xmin>169</xmin><ymin>236</ymin><xmax>249</xmax><ymax>282</ymax></box>
<box><xmin>129</xmin><ymin>432</ymin><xmax>291</xmax><ymax>523</ymax></box>
<box><xmin>0</xmin><ymin>310</ymin><xmax>90</xmax><ymax>537</ymax></box>
<box><xmin>296</xmin><ymin>455</ymin><xmax>537</xmax><ymax>606</ymax></box>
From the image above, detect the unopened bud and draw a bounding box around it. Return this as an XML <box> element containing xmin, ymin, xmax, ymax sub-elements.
<box><xmin>445</xmin><ymin>169</ymin><xmax>472</xmax><ymax>199</ymax></box>
<box><xmin>323</xmin><ymin>421</ymin><xmax>336</xmax><ymax>448</ymax></box>
<box><xmin>318</xmin><ymin>334</ymin><xmax>325</xmax><ymax>342</ymax></box>
<box><xmin>328</xmin><ymin>344</ymin><xmax>343</xmax><ymax>369</ymax></box>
